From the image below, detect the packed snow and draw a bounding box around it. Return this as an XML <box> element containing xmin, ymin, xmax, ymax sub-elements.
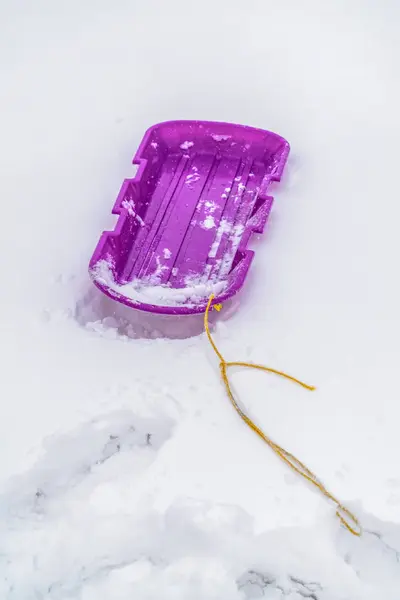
<box><xmin>202</xmin><ymin>215</ymin><xmax>216</xmax><ymax>230</ymax></box>
<box><xmin>1</xmin><ymin>1</ymin><xmax>400</xmax><ymax>599</ymax></box>
<box><xmin>92</xmin><ymin>259</ymin><xmax>227</xmax><ymax>307</ymax></box>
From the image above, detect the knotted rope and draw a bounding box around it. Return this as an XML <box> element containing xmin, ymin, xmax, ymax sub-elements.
<box><xmin>204</xmin><ymin>295</ymin><xmax>361</xmax><ymax>536</ymax></box>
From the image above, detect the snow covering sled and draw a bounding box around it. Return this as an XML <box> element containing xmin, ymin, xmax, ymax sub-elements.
<box><xmin>89</xmin><ymin>120</ymin><xmax>289</xmax><ymax>316</ymax></box>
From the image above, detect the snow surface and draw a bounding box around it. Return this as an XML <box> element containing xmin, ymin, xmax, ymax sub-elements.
<box><xmin>202</xmin><ymin>215</ymin><xmax>216</xmax><ymax>230</ymax></box>
<box><xmin>1</xmin><ymin>1</ymin><xmax>400</xmax><ymax>598</ymax></box>
<box><xmin>92</xmin><ymin>259</ymin><xmax>227</xmax><ymax>307</ymax></box>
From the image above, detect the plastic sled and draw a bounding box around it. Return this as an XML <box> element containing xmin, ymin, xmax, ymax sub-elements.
<box><xmin>89</xmin><ymin>120</ymin><xmax>289</xmax><ymax>317</ymax></box>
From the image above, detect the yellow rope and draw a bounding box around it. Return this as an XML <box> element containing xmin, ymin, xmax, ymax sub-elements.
<box><xmin>204</xmin><ymin>295</ymin><xmax>361</xmax><ymax>537</ymax></box>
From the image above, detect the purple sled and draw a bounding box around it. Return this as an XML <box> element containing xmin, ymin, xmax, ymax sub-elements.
<box><xmin>89</xmin><ymin>120</ymin><xmax>289</xmax><ymax>317</ymax></box>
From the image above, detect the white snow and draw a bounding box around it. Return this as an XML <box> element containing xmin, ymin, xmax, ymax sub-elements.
<box><xmin>202</xmin><ymin>215</ymin><xmax>216</xmax><ymax>230</ymax></box>
<box><xmin>180</xmin><ymin>141</ymin><xmax>194</xmax><ymax>150</ymax></box>
<box><xmin>92</xmin><ymin>259</ymin><xmax>226</xmax><ymax>307</ymax></box>
<box><xmin>205</xmin><ymin>200</ymin><xmax>217</xmax><ymax>213</ymax></box>
<box><xmin>185</xmin><ymin>171</ymin><xmax>200</xmax><ymax>185</ymax></box>
<box><xmin>212</xmin><ymin>134</ymin><xmax>231</xmax><ymax>142</ymax></box>
<box><xmin>121</xmin><ymin>198</ymin><xmax>145</xmax><ymax>226</ymax></box>
<box><xmin>208</xmin><ymin>218</ymin><xmax>234</xmax><ymax>258</ymax></box>
<box><xmin>1</xmin><ymin>1</ymin><xmax>400</xmax><ymax>598</ymax></box>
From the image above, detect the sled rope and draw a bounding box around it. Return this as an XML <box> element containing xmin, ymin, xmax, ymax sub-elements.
<box><xmin>204</xmin><ymin>296</ymin><xmax>361</xmax><ymax>537</ymax></box>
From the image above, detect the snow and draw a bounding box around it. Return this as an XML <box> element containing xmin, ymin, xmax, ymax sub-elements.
<box><xmin>212</xmin><ymin>134</ymin><xmax>231</xmax><ymax>142</ymax></box>
<box><xmin>121</xmin><ymin>198</ymin><xmax>145</xmax><ymax>226</ymax></box>
<box><xmin>202</xmin><ymin>215</ymin><xmax>216</xmax><ymax>230</ymax></box>
<box><xmin>92</xmin><ymin>259</ymin><xmax>227</xmax><ymax>307</ymax></box>
<box><xmin>185</xmin><ymin>170</ymin><xmax>200</xmax><ymax>186</ymax></box>
<box><xmin>180</xmin><ymin>141</ymin><xmax>194</xmax><ymax>150</ymax></box>
<box><xmin>205</xmin><ymin>200</ymin><xmax>217</xmax><ymax>213</ymax></box>
<box><xmin>208</xmin><ymin>219</ymin><xmax>231</xmax><ymax>258</ymax></box>
<box><xmin>1</xmin><ymin>1</ymin><xmax>400</xmax><ymax>598</ymax></box>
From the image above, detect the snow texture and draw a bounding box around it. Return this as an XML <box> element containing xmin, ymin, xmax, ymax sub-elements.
<box><xmin>1</xmin><ymin>1</ymin><xmax>400</xmax><ymax>598</ymax></box>
<box><xmin>212</xmin><ymin>134</ymin><xmax>231</xmax><ymax>142</ymax></box>
<box><xmin>180</xmin><ymin>141</ymin><xmax>194</xmax><ymax>150</ymax></box>
<box><xmin>92</xmin><ymin>259</ymin><xmax>227</xmax><ymax>307</ymax></box>
<box><xmin>121</xmin><ymin>198</ymin><xmax>145</xmax><ymax>227</ymax></box>
<box><xmin>202</xmin><ymin>215</ymin><xmax>216</xmax><ymax>230</ymax></box>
